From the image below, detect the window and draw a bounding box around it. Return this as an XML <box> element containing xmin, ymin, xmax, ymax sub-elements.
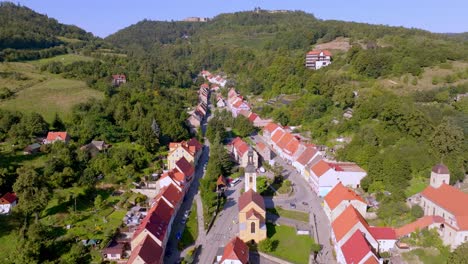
<box><xmin>251</xmin><ymin>222</ymin><xmax>256</xmax><ymax>233</ymax></box>
<box><xmin>249</xmin><ymin>176</ymin><xmax>253</xmax><ymax>183</ymax></box>
<box><xmin>465</xmin><ymin>236</ymin><xmax>467</xmax><ymax>241</ymax></box>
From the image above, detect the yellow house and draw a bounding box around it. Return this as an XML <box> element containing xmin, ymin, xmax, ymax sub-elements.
<box><xmin>238</xmin><ymin>189</ymin><xmax>267</xmax><ymax>243</ymax></box>
<box><xmin>167</xmin><ymin>138</ymin><xmax>202</xmax><ymax>170</ymax></box>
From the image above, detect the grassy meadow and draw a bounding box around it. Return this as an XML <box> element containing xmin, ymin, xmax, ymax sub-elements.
<box><xmin>0</xmin><ymin>54</ymin><xmax>103</xmax><ymax>122</ymax></box>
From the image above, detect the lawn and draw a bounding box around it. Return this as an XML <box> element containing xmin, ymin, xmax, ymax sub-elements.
<box><xmin>178</xmin><ymin>203</ymin><xmax>198</xmax><ymax>250</ymax></box>
<box><xmin>0</xmin><ymin>215</ymin><xmax>21</xmax><ymax>261</ymax></box>
<box><xmin>260</xmin><ymin>223</ymin><xmax>316</xmax><ymax>264</ymax></box>
<box><xmin>402</xmin><ymin>248</ymin><xmax>449</xmax><ymax>264</ymax></box>
<box><xmin>0</xmin><ymin>77</ymin><xmax>103</xmax><ymax>122</ymax></box>
<box><xmin>406</xmin><ymin>177</ymin><xmax>428</xmax><ymax>197</ymax></box>
<box><xmin>267</xmin><ymin>206</ymin><xmax>309</xmax><ymax>223</ymax></box>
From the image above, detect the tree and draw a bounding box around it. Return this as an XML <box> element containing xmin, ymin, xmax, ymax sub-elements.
<box><xmin>13</xmin><ymin>166</ymin><xmax>50</xmax><ymax>223</ymax></box>
<box><xmin>52</xmin><ymin>113</ymin><xmax>65</xmax><ymax>131</ymax></box>
<box><xmin>258</xmin><ymin>238</ymin><xmax>275</xmax><ymax>252</ymax></box>
<box><xmin>410</xmin><ymin>205</ymin><xmax>424</xmax><ymax>219</ymax></box>
<box><xmin>137</xmin><ymin>118</ymin><xmax>160</xmax><ymax>152</ymax></box>
<box><xmin>448</xmin><ymin>241</ymin><xmax>468</xmax><ymax>264</ymax></box>
<box><xmin>94</xmin><ymin>194</ymin><xmax>104</xmax><ymax>210</ymax></box>
<box><xmin>431</xmin><ymin>119</ymin><xmax>464</xmax><ymax>157</ymax></box>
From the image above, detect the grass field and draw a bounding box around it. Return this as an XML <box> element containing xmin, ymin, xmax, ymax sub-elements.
<box><xmin>267</xmin><ymin>206</ymin><xmax>309</xmax><ymax>223</ymax></box>
<box><xmin>406</xmin><ymin>177</ymin><xmax>428</xmax><ymax>197</ymax></box>
<box><xmin>0</xmin><ymin>215</ymin><xmax>21</xmax><ymax>261</ymax></box>
<box><xmin>260</xmin><ymin>223</ymin><xmax>316</xmax><ymax>264</ymax></box>
<box><xmin>178</xmin><ymin>203</ymin><xmax>198</xmax><ymax>250</ymax></box>
<box><xmin>0</xmin><ymin>78</ymin><xmax>103</xmax><ymax>122</ymax></box>
<box><xmin>0</xmin><ymin>54</ymin><xmax>103</xmax><ymax>122</ymax></box>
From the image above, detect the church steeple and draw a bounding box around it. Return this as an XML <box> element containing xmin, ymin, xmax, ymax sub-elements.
<box><xmin>245</xmin><ymin>148</ymin><xmax>257</xmax><ymax>192</ymax></box>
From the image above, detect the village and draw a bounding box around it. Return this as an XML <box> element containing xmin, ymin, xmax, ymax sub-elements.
<box><xmin>1</xmin><ymin>51</ymin><xmax>467</xmax><ymax>264</ymax></box>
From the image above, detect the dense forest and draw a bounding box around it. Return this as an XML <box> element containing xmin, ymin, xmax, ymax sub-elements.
<box><xmin>0</xmin><ymin>3</ymin><xmax>467</xmax><ymax>263</ymax></box>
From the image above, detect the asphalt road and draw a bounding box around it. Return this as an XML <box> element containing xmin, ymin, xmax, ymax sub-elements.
<box><xmin>253</xmin><ymin>134</ymin><xmax>336</xmax><ymax>264</ymax></box>
<box><xmin>196</xmin><ymin>181</ymin><xmax>243</xmax><ymax>264</ymax></box>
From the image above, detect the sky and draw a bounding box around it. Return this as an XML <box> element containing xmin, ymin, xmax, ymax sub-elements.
<box><xmin>17</xmin><ymin>0</ymin><xmax>468</xmax><ymax>38</ymax></box>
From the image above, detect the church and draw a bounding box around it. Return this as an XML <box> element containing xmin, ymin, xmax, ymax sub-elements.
<box><xmin>238</xmin><ymin>149</ymin><xmax>267</xmax><ymax>243</ymax></box>
<box><xmin>419</xmin><ymin>164</ymin><xmax>468</xmax><ymax>249</ymax></box>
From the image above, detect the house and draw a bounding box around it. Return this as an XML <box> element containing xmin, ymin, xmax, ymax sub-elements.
<box><xmin>338</xmin><ymin>231</ymin><xmax>381</xmax><ymax>264</ymax></box>
<box><xmin>270</xmin><ymin>129</ymin><xmax>286</xmax><ymax>154</ymax></box>
<box><xmin>102</xmin><ymin>239</ymin><xmax>126</xmax><ymax>260</ymax></box>
<box><xmin>231</xmin><ymin>98</ymin><xmax>251</xmax><ymax>118</ymax></box>
<box><xmin>418</xmin><ymin>164</ymin><xmax>468</xmax><ymax>249</ymax></box>
<box><xmin>201</xmin><ymin>70</ymin><xmax>211</xmax><ymax>79</ymax></box>
<box><xmin>131</xmin><ymin>198</ymin><xmax>174</xmax><ymax>249</ymax></box>
<box><xmin>369</xmin><ymin>227</ymin><xmax>397</xmax><ymax>252</ymax></box>
<box><xmin>307</xmin><ymin>160</ymin><xmax>366</xmax><ymax>197</ymax></box>
<box><xmin>23</xmin><ymin>143</ymin><xmax>41</xmax><ymax>155</ymax></box>
<box><xmin>158</xmin><ymin>183</ymin><xmax>183</xmax><ymax>211</ymax></box>
<box><xmin>186</xmin><ymin>113</ymin><xmax>202</xmax><ymax>133</ymax></box>
<box><xmin>292</xmin><ymin>146</ymin><xmax>319</xmax><ymax>175</ymax></box>
<box><xmin>255</xmin><ymin>142</ymin><xmax>273</xmax><ymax>163</ymax></box>
<box><xmin>159</xmin><ymin>170</ymin><xmax>186</xmax><ymax>193</ymax></box>
<box><xmin>331</xmin><ymin>205</ymin><xmax>378</xmax><ymax>249</ymax></box>
<box><xmin>305</xmin><ymin>50</ymin><xmax>332</xmax><ymax>70</ymax></box>
<box><xmin>112</xmin><ymin>74</ymin><xmax>127</xmax><ymax>86</ymax></box>
<box><xmin>323</xmin><ymin>182</ymin><xmax>367</xmax><ymax>222</ymax></box>
<box><xmin>217</xmin><ymin>95</ymin><xmax>226</xmax><ymax>108</ymax></box>
<box><xmin>0</xmin><ymin>192</ymin><xmax>17</xmax><ymax>214</ymax></box>
<box><xmin>216</xmin><ymin>236</ymin><xmax>249</xmax><ymax>264</ymax></box>
<box><xmin>174</xmin><ymin>157</ymin><xmax>195</xmax><ymax>182</ymax></box>
<box><xmin>127</xmin><ymin>235</ymin><xmax>163</xmax><ymax>264</ymax></box>
<box><xmin>238</xmin><ymin>189</ymin><xmax>267</xmax><ymax>243</ymax></box>
<box><xmin>167</xmin><ymin>138</ymin><xmax>203</xmax><ymax>170</ymax></box>
<box><xmin>230</xmin><ymin>137</ymin><xmax>258</xmax><ymax>168</ymax></box>
<box><xmin>262</xmin><ymin>123</ymin><xmax>281</xmax><ymax>141</ymax></box>
<box><xmin>395</xmin><ymin>215</ymin><xmax>444</xmax><ymax>238</ymax></box>
<box><xmin>80</xmin><ymin>140</ymin><xmax>110</xmax><ymax>157</ymax></box>
<box><xmin>43</xmin><ymin>132</ymin><xmax>70</xmax><ymax>144</ymax></box>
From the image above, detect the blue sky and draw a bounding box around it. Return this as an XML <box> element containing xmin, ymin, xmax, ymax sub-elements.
<box><xmin>18</xmin><ymin>0</ymin><xmax>468</xmax><ymax>37</ymax></box>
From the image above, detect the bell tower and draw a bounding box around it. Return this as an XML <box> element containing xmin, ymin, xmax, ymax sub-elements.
<box><xmin>430</xmin><ymin>164</ymin><xmax>450</xmax><ymax>188</ymax></box>
<box><xmin>245</xmin><ymin>148</ymin><xmax>257</xmax><ymax>192</ymax></box>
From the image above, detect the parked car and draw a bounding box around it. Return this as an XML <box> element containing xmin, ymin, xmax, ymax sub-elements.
<box><xmin>231</xmin><ymin>178</ymin><xmax>241</xmax><ymax>187</ymax></box>
<box><xmin>302</xmin><ymin>202</ymin><xmax>309</xmax><ymax>206</ymax></box>
<box><xmin>289</xmin><ymin>203</ymin><xmax>296</xmax><ymax>209</ymax></box>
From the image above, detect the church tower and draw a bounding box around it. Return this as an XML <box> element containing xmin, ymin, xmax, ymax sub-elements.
<box><xmin>245</xmin><ymin>148</ymin><xmax>257</xmax><ymax>192</ymax></box>
<box><xmin>430</xmin><ymin>164</ymin><xmax>450</xmax><ymax>188</ymax></box>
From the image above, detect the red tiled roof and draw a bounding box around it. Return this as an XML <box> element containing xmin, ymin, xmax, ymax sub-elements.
<box><xmin>395</xmin><ymin>215</ymin><xmax>444</xmax><ymax>238</ymax></box>
<box><xmin>369</xmin><ymin>227</ymin><xmax>396</xmax><ymax>240</ymax></box>
<box><xmin>46</xmin><ymin>132</ymin><xmax>68</xmax><ymax>142</ymax></box>
<box><xmin>332</xmin><ymin>205</ymin><xmax>370</xmax><ymax>242</ymax></box>
<box><xmin>283</xmin><ymin>137</ymin><xmax>300</xmax><ymax>155</ymax></box>
<box><xmin>311</xmin><ymin>160</ymin><xmax>331</xmax><ymax>177</ymax></box>
<box><xmin>160</xmin><ymin>170</ymin><xmax>184</xmax><ymax>186</ymax></box>
<box><xmin>0</xmin><ymin>192</ymin><xmax>17</xmax><ymax>204</ymax></box>
<box><xmin>127</xmin><ymin>235</ymin><xmax>163</xmax><ymax>264</ymax></box>
<box><xmin>324</xmin><ymin>182</ymin><xmax>366</xmax><ymax>210</ymax></box>
<box><xmin>239</xmin><ymin>189</ymin><xmax>265</xmax><ymax>211</ymax></box>
<box><xmin>112</xmin><ymin>74</ymin><xmax>126</xmax><ymax>80</ymax></box>
<box><xmin>421</xmin><ymin>184</ymin><xmax>468</xmax><ymax>229</ymax></box>
<box><xmin>271</xmin><ymin>129</ymin><xmax>285</xmax><ymax>144</ymax></box>
<box><xmin>187</xmin><ymin>138</ymin><xmax>203</xmax><ymax>154</ymax></box>
<box><xmin>220</xmin><ymin>237</ymin><xmax>249</xmax><ymax>264</ymax></box>
<box><xmin>161</xmin><ymin>183</ymin><xmax>183</xmax><ymax>207</ymax></box>
<box><xmin>363</xmin><ymin>256</ymin><xmax>380</xmax><ymax>264</ymax></box>
<box><xmin>257</xmin><ymin>142</ymin><xmax>266</xmax><ymax>151</ymax></box>
<box><xmin>176</xmin><ymin>157</ymin><xmax>194</xmax><ymax>177</ymax></box>
<box><xmin>248</xmin><ymin>113</ymin><xmax>259</xmax><ymax>123</ymax></box>
<box><xmin>263</xmin><ymin>123</ymin><xmax>280</xmax><ymax>134</ymax></box>
<box><xmin>246</xmin><ymin>208</ymin><xmax>264</xmax><ymax>221</ymax></box>
<box><xmin>232</xmin><ymin>137</ymin><xmax>250</xmax><ymax>157</ymax></box>
<box><xmin>341</xmin><ymin>231</ymin><xmax>375</xmax><ymax>264</ymax></box>
<box><xmin>201</xmin><ymin>83</ymin><xmax>209</xmax><ymax>89</ymax></box>
<box><xmin>296</xmin><ymin>147</ymin><xmax>318</xmax><ymax>166</ymax></box>
<box><xmin>132</xmin><ymin>198</ymin><xmax>174</xmax><ymax>241</ymax></box>
<box><xmin>277</xmin><ymin>133</ymin><xmax>294</xmax><ymax>151</ymax></box>
<box><xmin>239</xmin><ymin>110</ymin><xmax>251</xmax><ymax>118</ymax></box>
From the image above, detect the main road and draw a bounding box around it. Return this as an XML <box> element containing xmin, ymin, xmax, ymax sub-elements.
<box><xmin>253</xmin><ymin>134</ymin><xmax>336</xmax><ymax>264</ymax></box>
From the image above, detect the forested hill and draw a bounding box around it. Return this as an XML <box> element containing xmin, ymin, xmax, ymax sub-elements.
<box><xmin>0</xmin><ymin>2</ymin><xmax>94</xmax><ymax>50</ymax></box>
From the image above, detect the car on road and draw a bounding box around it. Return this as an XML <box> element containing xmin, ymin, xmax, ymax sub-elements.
<box><xmin>289</xmin><ymin>203</ymin><xmax>296</xmax><ymax>209</ymax></box>
<box><xmin>176</xmin><ymin>231</ymin><xmax>182</xmax><ymax>240</ymax></box>
<box><xmin>231</xmin><ymin>178</ymin><xmax>241</xmax><ymax>187</ymax></box>
<box><xmin>184</xmin><ymin>210</ymin><xmax>191</xmax><ymax>218</ymax></box>
<box><xmin>302</xmin><ymin>201</ymin><xmax>308</xmax><ymax>206</ymax></box>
